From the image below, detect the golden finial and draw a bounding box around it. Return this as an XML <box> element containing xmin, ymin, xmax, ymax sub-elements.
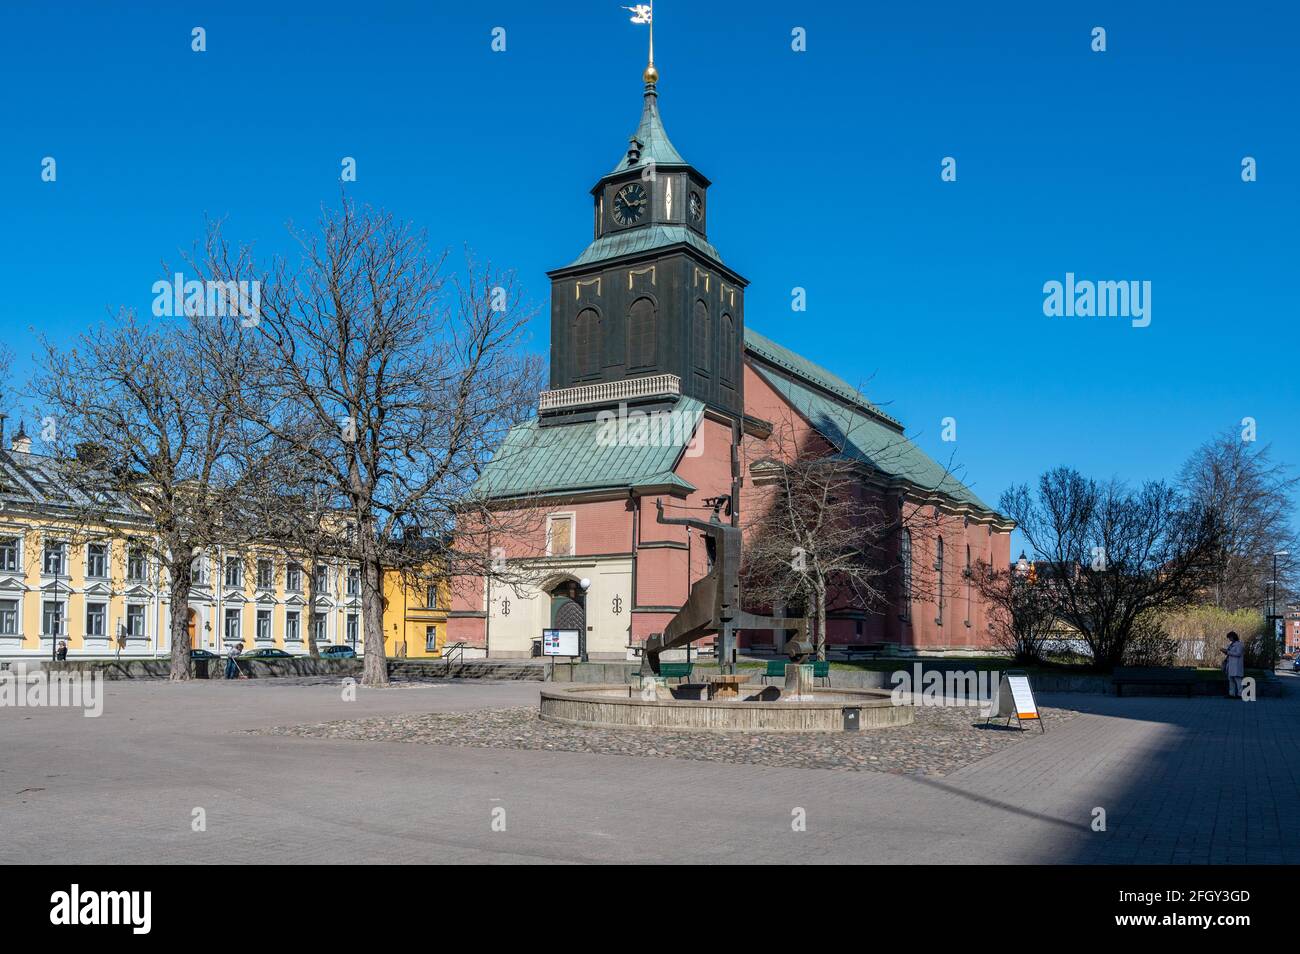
<box><xmin>643</xmin><ymin>63</ymin><xmax>658</xmax><ymax>85</ymax></box>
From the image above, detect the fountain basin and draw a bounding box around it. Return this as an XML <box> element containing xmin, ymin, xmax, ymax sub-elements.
<box><xmin>538</xmin><ymin>683</ymin><xmax>912</xmax><ymax>733</ymax></box>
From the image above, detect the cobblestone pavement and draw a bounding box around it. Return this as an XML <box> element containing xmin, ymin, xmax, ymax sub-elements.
<box><xmin>2</xmin><ymin>676</ymin><xmax>1297</xmax><ymax>863</ymax></box>
<box><xmin>252</xmin><ymin>702</ymin><xmax>1078</xmax><ymax>776</ymax></box>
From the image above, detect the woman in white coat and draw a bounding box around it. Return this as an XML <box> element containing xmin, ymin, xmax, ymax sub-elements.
<box><xmin>1221</xmin><ymin>631</ymin><xmax>1245</xmax><ymax>698</ymax></box>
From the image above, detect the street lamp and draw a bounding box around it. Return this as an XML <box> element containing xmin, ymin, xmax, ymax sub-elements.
<box><xmin>1270</xmin><ymin>551</ymin><xmax>1291</xmax><ymax>668</ymax></box>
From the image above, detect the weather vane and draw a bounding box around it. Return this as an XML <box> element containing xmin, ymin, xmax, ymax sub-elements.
<box><xmin>622</xmin><ymin>2</ymin><xmax>656</xmax><ymax>84</ymax></box>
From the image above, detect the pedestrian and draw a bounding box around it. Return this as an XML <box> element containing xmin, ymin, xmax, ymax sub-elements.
<box><xmin>225</xmin><ymin>642</ymin><xmax>241</xmax><ymax>680</ymax></box>
<box><xmin>1221</xmin><ymin>631</ymin><xmax>1245</xmax><ymax>698</ymax></box>
<box><xmin>55</xmin><ymin>640</ymin><xmax>68</xmax><ymax>661</ymax></box>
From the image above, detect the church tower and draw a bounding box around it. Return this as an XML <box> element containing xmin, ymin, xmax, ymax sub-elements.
<box><xmin>543</xmin><ymin>58</ymin><xmax>747</xmax><ymax>425</ymax></box>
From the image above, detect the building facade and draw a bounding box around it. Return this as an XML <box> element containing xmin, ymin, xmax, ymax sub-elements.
<box><xmin>0</xmin><ymin>431</ymin><xmax>362</xmax><ymax>659</ymax></box>
<box><xmin>447</xmin><ymin>63</ymin><xmax>1013</xmax><ymax>659</ymax></box>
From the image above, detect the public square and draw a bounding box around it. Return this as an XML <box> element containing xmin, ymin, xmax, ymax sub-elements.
<box><xmin>4</xmin><ymin>675</ymin><xmax>1296</xmax><ymax>865</ymax></box>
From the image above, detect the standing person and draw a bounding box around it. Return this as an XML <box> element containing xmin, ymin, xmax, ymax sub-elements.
<box><xmin>225</xmin><ymin>641</ymin><xmax>240</xmax><ymax>680</ymax></box>
<box><xmin>1221</xmin><ymin>631</ymin><xmax>1245</xmax><ymax>698</ymax></box>
<box><xmin>55</xmin><ymin>640</ymin><xmax>68</xmax><ymax>661</ymax></box>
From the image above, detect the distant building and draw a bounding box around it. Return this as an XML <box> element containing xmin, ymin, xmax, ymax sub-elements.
<box><xmin>446</xmin><ymin>62</ymin><xmax>1013</xmax><ymax>659</ymax></box>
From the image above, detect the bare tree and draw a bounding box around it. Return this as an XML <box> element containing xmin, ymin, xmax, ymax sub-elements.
<box><xmin>971</xmin><ymin>561</ymin><xmax>1059</xmax><ymax>662</ymax></box>
<box><xmin>741</xmin><ymin>415</ymin><xmax>944</xmax><ymax>660</ymax></box>
<box><xmin>1179</xmin><ymin>429</ymin><xmax>1298</xmax><ymax>610</ymax></box>
<box><xmin>34</xmin><ymin>311</ymin><xmax>248</xmax><ymax>680</ymax></box>
<box><xmin>1001</xmin><ymin>467</ymin><xmax>1223</xmax><ymax>669</ymax></box>
<box><xmin>194</xmin><ymin>201</ymin><xmax>543</xmax><ymax>686</ymax></box>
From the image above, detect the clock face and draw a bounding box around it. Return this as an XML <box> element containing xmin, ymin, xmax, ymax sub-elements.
<box><xmin>613</xmin><ymin>183</ymin><xmax>648</xmax><ymax>226</ymax></box>
<box><xmin>689</xmin><ymin>191</ymin><xmax>703</xmax><ymax>221</ymax></box>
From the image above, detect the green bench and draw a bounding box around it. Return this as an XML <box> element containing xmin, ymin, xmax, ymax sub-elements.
<box><xmin>762</xmin><ymin>660</ymin><xmax>830</xmax><ymax>686</ymax></box>
<box><xmin>638</xmin><ymin>662</ymin><xmax>694</xmax><ymax>685</ymax></box>
<box><xmin>1112</xmin><ymin>666</ymin><xmax>1199</xmax><ymax>697</ymax></box>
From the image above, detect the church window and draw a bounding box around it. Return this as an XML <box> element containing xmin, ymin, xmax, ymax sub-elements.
<box><xmin>574</xmin><ymin>308</ymin><xmax>601</xmax><ymax>378</ymax></box>
<box><xmin>693</xmin><ymin>300</ymin><xmax>710</xmax><ymax>374</ymax></box>
<box><xmin>627</xmin><ymin>297</ymin><xmax>656</xmax><ymax>371</ymax></box>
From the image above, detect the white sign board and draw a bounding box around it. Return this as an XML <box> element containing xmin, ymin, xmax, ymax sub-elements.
<box><xmin>542</xmin><ymin>628</ymin><xmax>580</xmax><ymax>657</ymax></box>
<box><xmin>991</xmin><ymin>671</ymin><xmax>1043</xmax><ymax>731</ymax></box>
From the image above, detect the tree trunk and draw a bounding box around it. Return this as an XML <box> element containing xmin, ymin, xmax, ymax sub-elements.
<box><xmin>168</xmin><ymin>554</ymin><xmax>193</xmax><ymax>682</ymax></box>
<box><xmin>360</xmin><ymin>554</ymin><xmax>388</xmax><ymax>687</ymax></box>
<box><xmin>306</xmin><ymin>556</ymin><xmax>320</xmax><ymax>659</ymax></box>
<box><xmin>814</xmin><ymin>582</ymin><xmax>828</xmax><ymax>661</ymax></box>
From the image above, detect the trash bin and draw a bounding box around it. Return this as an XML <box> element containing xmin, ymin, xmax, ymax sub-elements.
<box><xmin>842</xmin><ymin>707</ymin><xmax>860</xmax><ymax>731</ymax></box>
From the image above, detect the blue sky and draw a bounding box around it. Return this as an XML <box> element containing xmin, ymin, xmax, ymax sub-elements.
<box><xmin>3</xmin><ymin>0</ymin><xmax>1297</xmax><ymax>547</ymax></box>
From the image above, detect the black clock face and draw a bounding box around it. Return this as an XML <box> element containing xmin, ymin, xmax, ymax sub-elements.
<box><xmin>613</xmin><ymin>183</ymin><xmax>648</xmax><ymax>225</ymax></box>
<box><xmin>689</xmin><ymin>191</ymin><xmax>702</xmax><ymax>221</ymax></box>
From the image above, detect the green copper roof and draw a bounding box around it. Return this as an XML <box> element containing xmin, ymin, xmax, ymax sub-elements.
<box><xmin>566</xmin><ymin>225</ymin><xmax>722</xmax><ymax>269</ymax></box>
<box><xmin>473</xmin><ymin>397</ymin><xmax>705</xmax><ymax>500</ymax></box>
<box><xmin>744</xmin><ymin>327</ymin><xmax>903</xmax><ymax>429</ymax></box>
<box><xmin>610</xmin><ymin>86</ymin><xmax>687</xmax><ymax>175</ymax></box>
<box><xmin>750</xmin><ymin>363</ymin><xmax>996</xmax><ymax>513</ymax></box>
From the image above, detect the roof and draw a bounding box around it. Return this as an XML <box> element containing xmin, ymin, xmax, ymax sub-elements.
<box><xmin>609</xmin><ymin>87</ymin><xmax>687</xmax><ymax>176</ymax></box>
<box><xmin>472</xmin><ymin>397</ymin><xmax>705</xmax><ymax>500</ymax></box>
<box><xmin>0</xmin><ymin>448</ymin><xmax>143</xmax><ymax>520</ymax></box>
<box><xmin>565</xmin><ymin>225</ymin><xmax>723</xmax><ymax>269</ymax></box>
<box><xmin>745</xmin><ymin>336</ymin><xmax>1000</xmax><ymax>516</ymax></box>
<box><xmin>744</xmin><ymin>327</ymin><xmax>902</xmax><ymax>430</ymax></box>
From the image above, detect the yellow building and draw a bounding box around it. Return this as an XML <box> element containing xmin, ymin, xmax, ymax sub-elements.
<box><xmin>0</xmin><ymin>429</ymin><xmax>361</xmax><ymax>659</ymax></box>
<box><xmin>382</xmin><ymin>568</ymin><xmax>448</xmax><ymax>658</ymax></box>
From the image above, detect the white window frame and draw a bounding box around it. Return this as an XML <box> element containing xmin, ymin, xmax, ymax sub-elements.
<box><xmin>223</xmin><ymin>607</ymin><xmax>242</xmax><ymax>642</ymax></box>
<box><xmin>346</xmin><ymin>613</ymin><xmax>359</xmax><ymax>646</ymax></box>
<box><xmin>42</xmin><ymin>540</ymin><xmax>67</xmax><ymax>577</ymax></box>
<box><xmin>0</xmin><ymin>598</ymin><xmax>19</xmax><ymax>636</ymax></box>
<box><xmin>256</xmin><ymin>558</ymin><xmax>274</xmax><ymax>590</ymax></box>
<box><xmin>0</xmin><ymin>536</ymin><xmax>19</xmax><ymax>573</ymax></box>
<box><xmin>284</xmin><ymin>610</ymin><xmax>301</xmax><ymax>642</ymax></box>
<box><xmin>86</xmin><ymin>601</ymin><xmax>107</xmax><ymax>638</ymax></box>
<box><xmin>42</xmin><ymin>599</ymin><xmax>67</xmax><ymax>637</ymax></box>
<box><xmin>546</xmin><ymin>512</ymin><xmax>576</xmax><ymax>557</ymax></box>
<box><xmin>126</xmin><ymin>546</ymin><xmax>148</xmax><ymax>583</ymax></box>
<box><xmin>255</xmin><ymin>608</ymin><xmax>273</xmax><ymax>642</ymax></box>
<box><xmin>224</xmin><ymin>556</ymin><xmax>243</xmax><ymax>588</ymax></box>
<box><xmin>86</xmin><ymin>542</ymin><xmax>109</xmax><ymax>580</ymax></box>
<box><xmin>125</xmin><ymin>603</ymin><xmax>147</xmax><ymax>640</ymax></box>
<box><xmin>286</xmin><ymin>563</ymin><xmax>302</xmax><ymax>592</ymax></box>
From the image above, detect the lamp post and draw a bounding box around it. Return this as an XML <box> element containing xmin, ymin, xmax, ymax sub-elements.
<box><xmin>1270</xmin><ymin>550</ymin><xmax>1290</xmax><ymax>669</ymax></box>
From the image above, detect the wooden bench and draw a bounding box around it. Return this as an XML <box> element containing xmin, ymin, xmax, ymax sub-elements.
<box><xmin>1112</xmin><ymin>666</ymin><xmax>1199</xmax><ymax>697</ymax></box>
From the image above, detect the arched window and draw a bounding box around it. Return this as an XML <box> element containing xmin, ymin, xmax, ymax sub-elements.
<box><xmin>627</xmin><ymin>297</ymin><xmax>656</xmax><ymax>371</ymax></box>
<box><xmin>900</xmin><ymin>529</ymin><xmax>913</xmax><ymax>622</ymax></box>
<box><xmin>574</xmin><ymin>308</ymin><xmax>601</xmax><ymax>379</ymax></box>
<box><xmin>720</xmin><ymin>313</ymin><xmax>736</xmax><ymax>385</ymax></box>
<box><xmin>935</xmin><ymin>536</ymin><xmax>945</xmax><ymax>627</ymax></box>
<box><xmin>692</xmin><ymin>299</ymin><xmax>710</xmax><ymax>374</ymax></box>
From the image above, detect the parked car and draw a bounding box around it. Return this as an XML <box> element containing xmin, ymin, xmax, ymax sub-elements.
<box><xmin>240</xmin><ymin>647</ymin><xmax>292</xmax><ymax>659</ymax></box>
<box><xmin>321</xmin><ymin>645</ymin><xmax>357</xmax><ymax>658</ymax></box>
<box><xmin>1291</xmin><ymin>656</ymin><xmax>1300</xmax><ymax>672</ymax></box>
<box><xmin>188</xmin><ymin>649</ymin><xmax>217</xmax><ymax>660</ymax></box>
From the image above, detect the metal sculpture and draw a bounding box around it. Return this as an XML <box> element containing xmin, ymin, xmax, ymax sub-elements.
<box><xmin>640</xmin><ymin>496</ymin><xmax>811</xmax><ymax>676</ymax></box>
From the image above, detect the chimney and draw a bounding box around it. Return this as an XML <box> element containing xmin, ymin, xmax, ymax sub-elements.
<box><xmin>10</xmin><ymin>421</ymin><xmax>31</xmax><ymax>454</ymax></box>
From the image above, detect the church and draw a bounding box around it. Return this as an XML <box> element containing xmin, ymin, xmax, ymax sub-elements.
<box><xmin>447</xmin><ymin>56</ymin><xmax>1013</xmax><ymax>660</ymax></box>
